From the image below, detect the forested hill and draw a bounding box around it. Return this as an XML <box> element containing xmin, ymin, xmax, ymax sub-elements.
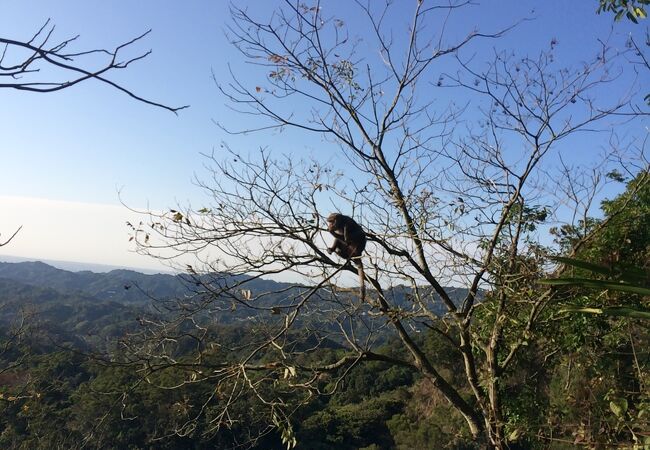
<box><xmin>0</xmin><ymin>261</ymin><xmax>475</xmax><ymax>449</ymax></box>
<box><xmin>0</xmin><ymin>260</ymin><xmax>469</xmax><ymax>310</ymax></box>
<box><xmin>0</xmin><ymin>260</ymin><xmax>195</xmax><ymax>304</ymax></box>
<box><xmin>0</xmin><ymin>260</ymin><xmax>287</xmax><ymax>304</ymax></box>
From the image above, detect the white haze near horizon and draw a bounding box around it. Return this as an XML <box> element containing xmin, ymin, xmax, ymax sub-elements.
<box><xmin>0</xmin><ymin>195</ymin><xmax>315</xmax><ymax>283</ymax></box>
<box><xmin>0</xmin><ymin>196</ymin><xmax>494</xmax><ymax>289</ymax></box>
<box><xmin>0</xmin><ymin>195</ymin><xmax>171</xmax><ymax>273</ymax></box>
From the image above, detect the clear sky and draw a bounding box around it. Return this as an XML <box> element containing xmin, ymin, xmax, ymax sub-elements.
<box><xmin>0</xmin><ymin>1</ymin><xmax>645</xmax><ymax>272</ymax></box>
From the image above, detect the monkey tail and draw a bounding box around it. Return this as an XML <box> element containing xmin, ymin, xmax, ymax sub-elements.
<box><xmin>355</xmin><ymin>259</ymin><xmax>366</xmax><ymax>302</ymax></box>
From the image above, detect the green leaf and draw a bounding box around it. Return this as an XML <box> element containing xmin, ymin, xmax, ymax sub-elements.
<box><xmin>550</xmin><ymin>256</ymin><xmax>612</xmax><ymax>275</ymax></box>
<box><xmin>610</xmin><ymin>398</ymin><xmax>628</xmax><ymax>418</ymax></box>
<box><xmin>540</xmin><ymin>277</ymin><xmax>650</xmax><ymax>295</ymax></box>
<box><xmin>606</xmin><ymin>169</ymin><xmax>626</xmax><ymax>182</ymax></box>
<box><xmin>560</xmin><ymin>306</ymin><xmax>605</xmax><ymax>315</ymax></box>
<box><xmin>561</xmin><ymin>305</ymin><xmax>650</xmax><ymax>320</ymax></box>
<box><xmin>508</xmin><ymin>429</ymin><xmax>522</xmax><ymax>441</ymax></box>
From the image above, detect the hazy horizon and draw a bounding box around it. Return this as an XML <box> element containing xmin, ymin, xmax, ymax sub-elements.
<box><xmin>0</xmin><ymin>253</ymin><xmax>173</xmax><ymax>275</ymax></box>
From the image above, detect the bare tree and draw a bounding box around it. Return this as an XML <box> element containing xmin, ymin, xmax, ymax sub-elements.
<box><xmin>0</xmin><ymin>226</ymin><xmax>22</xmax><ymax>248</ymax></box>
<box><xmin>0</xmin><ymin>19</ymin><xmax>188</xmax><ymax>113</ymax></box>
<box><xmin>126</xmin><ymin>1</ymin><xmax>647</xmax><ymax>448</ymax></box>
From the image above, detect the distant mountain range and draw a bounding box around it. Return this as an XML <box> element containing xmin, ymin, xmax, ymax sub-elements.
<box><xmin>0</xmin><ymin>259</ymin><xmax>473</xmax><ymax>310</ymax></box>
<box><xmin>0</xmin><ymin>260</ymin><xmax>197</xmax><ymax>304</ymax></box>
<box><xmin>0</xmin><ymin>260</ymin><xmax>473</xmax><ymax>350</ymax></box>
<box><xmin>0</xmin><ymin>260</ymin><xmax>295</xmax><ymax>351</ymax></box>
<box><xmin>0</xmin><ymin>259</ymin><xmax>300</xmax><ymax>303</ymax></box>
<box><xmin>0</xmin><ymin>254</ymin><xmax>171</xmax><ymax>274</ymax></box>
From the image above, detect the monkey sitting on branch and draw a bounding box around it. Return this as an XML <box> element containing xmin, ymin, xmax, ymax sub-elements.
<box><xmin>326</xmin><ymin>212</ymin><xmax>367</xmax><ymax>301</ymax></box>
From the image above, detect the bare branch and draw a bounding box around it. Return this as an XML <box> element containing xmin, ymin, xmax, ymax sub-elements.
<box><xmin>0</xmin><ymin>20</ymin><xmax>188</xmax><ymax>113</ymax></box>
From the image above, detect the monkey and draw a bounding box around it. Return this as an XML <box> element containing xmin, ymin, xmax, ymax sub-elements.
<box><xmin>326</xmin><ymin>213</ymin><xmax>366</xmax><ymax>301</ymax></box>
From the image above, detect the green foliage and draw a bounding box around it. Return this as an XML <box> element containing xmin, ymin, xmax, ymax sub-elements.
<box><xmin>298</xmin><ymin>392</ymin><xmax>405</xmax><ymax>449</ymax></box>
<box><xmin>597</xmin><ymin>0</ymin><xmax>649</xmax><ymax>22</ymax></box>
<box><xmin>534</xmin><ymin>173</ymin><xmax>650</xmax><ymax>447</ymax></box>
<box><xmin>543</xmin><ymin>334</ymin><xmax>650</xmax><ymax>448</ymax></box>
<box><xmin>386</xmin><ymin>384</ymin><xmax>476</xmax><ymax>450</ymax></box>
<box><xmin>598</xmin><ymin>172</ymin><xmax>650</xmax><ymax>264</ymax></box>
<box><xmin>0</xmin><ymin>352</ymin><xmax>91</xmax><ymax>449</ymax></box>
<box><xmin>543</xmin><ymin>173</ymin><xmax>650</xmax><ymax>321</ymax></box>
<box><xmin>560</xmin><ymin>304</ymin><xmax>650</xmax><ymax>319</ymax></box>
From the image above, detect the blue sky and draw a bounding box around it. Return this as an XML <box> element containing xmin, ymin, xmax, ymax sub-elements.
<box><xmin>0</xmin><ymin>1</ymin><xmax>645</xmax><ymax>271</ymax></box>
